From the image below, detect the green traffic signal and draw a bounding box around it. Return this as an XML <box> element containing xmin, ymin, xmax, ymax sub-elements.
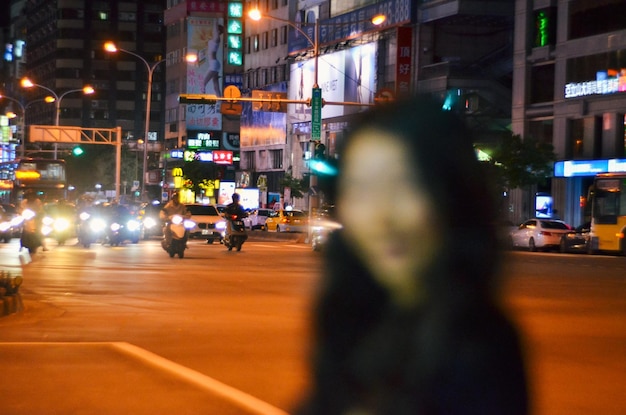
<box><xmin>72</xmin><ymin>146</ymin><xmax>84</xmax><ymax>156</ymax></box>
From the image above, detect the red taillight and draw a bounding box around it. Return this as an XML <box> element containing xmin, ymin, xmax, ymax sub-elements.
<box><xmin>540</xmin><ymin>231</ymin><xmax>553</xmax><ymax>236</ymax></box>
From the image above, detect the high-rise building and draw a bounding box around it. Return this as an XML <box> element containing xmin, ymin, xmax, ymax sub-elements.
<box><xmin>512</xmin><ymin>0</ymin><xmax>626</xmax><ymax>225</ymax></box>
<box><xmin>0</xmin><ymin>1</ymin><xmax>164</xmax><ymax>171</ymax></box>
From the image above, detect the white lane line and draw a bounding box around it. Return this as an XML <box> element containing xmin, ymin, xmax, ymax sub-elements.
<box><xmin>112</xmin><ymin>342</ymin><xmax>289</xmax><ymax>415</ymax></box>
<box><xmin>0</xmin><ymin>342</ymin><xmax>289</xmax><ymax>415</ymax></box>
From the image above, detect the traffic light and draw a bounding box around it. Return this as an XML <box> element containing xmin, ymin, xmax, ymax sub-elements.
<box><xmin>72</xmin><ymin>146</ymin><xmax>84</xmax><ymax>156</ymax></box>
<box><xmin>226</xmin><ymin>2</ymin><xmax>243</xmax><ymax>66</ymax></box>
<box><xmin>314</xmin><ymin>142</ymin><xmax>326</xmax><ymax>159</ymax></box>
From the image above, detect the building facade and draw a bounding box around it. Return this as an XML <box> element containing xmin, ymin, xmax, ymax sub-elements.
<box><xmin>512</xmin><ymin>0</ymin><xmax>626</xmax><ymax>226</ymax></box>
<box><xmin>1</xmin><ymin>0</ymin><xmax>166</xmax><ymax>195</ymax></box>
<box><xmin>163</xmin><ymin>0</ymin><xmax>244</xmax><ymax>203</ymax></box>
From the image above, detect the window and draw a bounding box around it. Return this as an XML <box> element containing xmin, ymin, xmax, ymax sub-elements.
<box><xmin>243</xmin><ymin>151</ymin><xmax>256</xmax><ymax>170</ymax></box>
<box><xmin>533</xmin><ymin>8</ymin><xmax>556</xmax><ymax>48</ymax></box>
<box><xmin>569</xmin><ymin>118</ymin><xmax>584</xmax><ymax>159</ymax></box>
<box><xmin>253</xmin><ymin>35</ymin><xmax>259</xmax><ymax>52</ymax></box>
<box><xmin>280</xmin><ymin>26</ymin><xmax>288</xmax><ymax>45</ymax></box>
<box><xmin>530</xmin><ymin>64</ymin><xmax>555</xmax><ymax>104</ymax></box>
<box><xmin>271</xmin><ymin>28</ymin><xmax>278</xmax><ymax>47</ymax></box>
<box><xmin>270</xmin><ymin>149</ymin><xmax>283</xmax><ymax>169</ymax></box>
<box><xmin>569</xmin><ymin>0</ymin><xmax>626</xmax><ymax>40</ymax></box>
<box><xmin>262</xmin><ymin>32</ymin><xmax>269</xmax><ymax>50</ymax></box>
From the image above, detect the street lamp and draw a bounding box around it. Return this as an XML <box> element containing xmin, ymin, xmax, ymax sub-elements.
<box><xmin>20</xmin><ymin>78</ymin><xmax>95</xmax><ymax>158</ymax></box>
<box><xmin>0</xmin><ymin>94</ymin><xmax>55</xmax><ymax>157</ymax></box>
<box><xmin>247</xmin><ymin>9</ymin><xmax>385</xmax><ymax>213</ymax></box>
<box><xmin>104</xmin><ymin>41</ymin><xmax>166</xmax><ymax>200</ymax></box>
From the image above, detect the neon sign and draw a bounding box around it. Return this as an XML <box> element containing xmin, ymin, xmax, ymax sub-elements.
<box><xmin>565</xmin><ymin>69</ymin><xmax>626</xmax><ymax>98</ymax></box>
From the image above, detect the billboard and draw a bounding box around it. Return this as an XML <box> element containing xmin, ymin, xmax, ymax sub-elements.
<box><xmin>240</xmin><ymin>82</ymin><xmax>288</xmax><ymax>148</ymax></box>
<box><xmin>186</xmin><ymin>17</ymin><xmax>224</xmax><ymax>131</ymax></box>
<box><xmin>288</xmin><ymin>42</ymin><xmax>377</xmax><ymax>125</ymax></box>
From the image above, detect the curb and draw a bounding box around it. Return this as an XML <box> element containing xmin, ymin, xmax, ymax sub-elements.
<box><xmin>247</xmin><ymin>231</ymin><xmax>307</xmax><ymax>243</ymax></box>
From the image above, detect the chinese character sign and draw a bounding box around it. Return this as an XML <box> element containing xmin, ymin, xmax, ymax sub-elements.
<box><xmin>186</xmin><ymin>17</ymin><xmax>224</xmax><ymax>131</ymax></box>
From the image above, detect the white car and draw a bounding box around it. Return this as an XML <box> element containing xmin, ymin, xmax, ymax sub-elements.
<box><xmin>246</xmin><ymin>208</ymin><xmax>273</xmax><ymax>230</ymax></box>
<box><xmin>509</xmin><ymin>218</ymin><xmax>572</xmax><ymax>251</ymax></box>
<box><xmin>185</xmin><ymin>204</ymin><xmax>226</xmax><ymax>244</ymax></box>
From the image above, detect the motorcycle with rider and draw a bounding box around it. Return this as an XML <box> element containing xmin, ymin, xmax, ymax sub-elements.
<box><xmin>222</xmin><ymin>193</ymin><xmax>248</xmax><ymax>251</ymax></box>
<box><xmin>160</xmin><ymin>192</ymin><xmax>193</xmax><ymax>258</ymax></box>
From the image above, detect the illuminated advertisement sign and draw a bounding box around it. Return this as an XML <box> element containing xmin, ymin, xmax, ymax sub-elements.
<box><xmin>289</xmin><ymin>0</ymin><xmax>411</xmax><ymax>54</ymax></box>
<box><xmin>186</xmin><ymin>17</ymin><xmax>223</xmax><ymax>131</ymax></box>
<box><xmin>288</xmin><ymin>42</ymin><xmax>377</xmax><ymax>125</ymax></box>
<box><xmin>554</xmin><ymin>158</ymin><xmax>626</xmax><ymax>177</ymax></box>
<box><xmin>565</xmin><ymin>69</ymin><xmax>626</xmax><ymax>99</ymax></box>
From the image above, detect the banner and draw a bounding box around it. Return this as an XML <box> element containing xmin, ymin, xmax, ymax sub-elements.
<box><xmin>186</xmin><ymin>17</ymin><xmax>224</xmax><ymax>131</ymax></box>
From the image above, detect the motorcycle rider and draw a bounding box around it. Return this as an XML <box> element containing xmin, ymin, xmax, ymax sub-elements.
<box><xmin>224</xmin><ymin>193</ymin><xmax>248</xmax><ymax>240</ymax></box>
<box><xmin>19</xmin><ymin>189</ymin><xmax>46</xmax><ymax>252</ymax></box>
<box><xmin>160</xmin><ymin>192</ymin><xmax>190</xmax><ymax>248</ymax></box>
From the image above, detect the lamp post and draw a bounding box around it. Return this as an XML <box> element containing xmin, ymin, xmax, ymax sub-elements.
<box><xmin>248</xmin><ymin>9</ymin><xmax>385</xmax><ymax>213</ymax></box>
<box><xmin>104</xmin><ymin>41</ymin><xmax>166</xmax><ymax>200</ymax></box>
<box><xmin>20</xmin><ymin>78</ymin><xmax>95</xmax><ymax>158</ymax></box>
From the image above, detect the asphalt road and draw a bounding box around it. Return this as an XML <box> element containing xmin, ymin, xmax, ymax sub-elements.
<box><xmin>0</xmin><ymin>235</ymin><xmax>318</xmax><ymax>414</ymax></box>
<box><xmin>1</xmin><ymin>237</ymin><xmax>625</xmax><ymax>414</ymax></box>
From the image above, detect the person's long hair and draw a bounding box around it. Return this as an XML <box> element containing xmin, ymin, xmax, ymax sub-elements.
<box><xmin>300</xmin><ymin>95</ymin><xmax>510</xmax><ymax>414</ymax></box>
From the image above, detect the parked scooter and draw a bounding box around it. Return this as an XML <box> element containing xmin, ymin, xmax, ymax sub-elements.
<box><xmin>222</xmin><ymin>213</ymin><xmax>248</xmax><ymax>251</ymax></box>
<box><xmin>162</xmin><ymin>214</ymin><xmax>195</xmax><ymax>258</ymax></box>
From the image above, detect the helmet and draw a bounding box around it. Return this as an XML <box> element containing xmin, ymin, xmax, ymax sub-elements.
<box><xmin>232</xmin><ymin>193</ymin><xmax>240</xmax><ymax>201</ymax></box>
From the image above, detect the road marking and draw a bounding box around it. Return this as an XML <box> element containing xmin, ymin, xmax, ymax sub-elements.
<box><xmin>0</xmin><ymin>342</ymin><xmax>289</xmax><ymax>415</ymax></box>
<box><xmin>113</xmin><ymin>342</ymin><xmax>289</xmax><ymax>415</ymax></box>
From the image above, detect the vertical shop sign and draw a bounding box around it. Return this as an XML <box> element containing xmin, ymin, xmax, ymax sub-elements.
<box><xmin>395</xmin><ymin>26</ymin><xmax>412</xmax><ymax>98</ymax></box>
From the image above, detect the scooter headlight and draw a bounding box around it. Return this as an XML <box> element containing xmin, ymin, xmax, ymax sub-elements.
<box><xmin>54</xmin><ymin>218</ymin><xmax>70</xmax><ymax>232</ymax></box>
<box><xmin>90</xmin><ymin>218</ymin><xmax>107</xmax><ymax>232</ymax></box>
<box><xmin>126</xmin><ymin>219</ymin><xmax>141</xmax><ymax>232</ymax></box>
<box><xmin>143</xmin><ymin>217</ymin><xmax>157</xmax><ymax>229</ymax></box>
<box><xmin>110</xmin><ymin>222</ymin><xmax>121</xmax><ymax>232</ymax></box>
<box><xmin>0</xmin><ymin>221</ymin><xmax>11</xmax><ymax>232</ymax></box>
<box><xmin>21</xmin><ymin>209</ymin><xmax>36</xmax><ymax>221</ymax></box>
<box><xmin>171</xmin><ymin>215</ymin><xmax>183</xmax><ymax>225</ymax></box>
<box><xmin>79</xmin><ymin>211</ymin><xmax>91</xmax><ymax>221</ymax></box>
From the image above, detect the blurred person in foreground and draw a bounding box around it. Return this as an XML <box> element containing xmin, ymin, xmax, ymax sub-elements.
<box><xmin>295</xmin><ymin>96</ymin><xmax>529</xmax><ymax>415</ymax></box>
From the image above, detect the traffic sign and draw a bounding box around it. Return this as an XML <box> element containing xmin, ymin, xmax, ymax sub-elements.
<box><xmin>311</xmin><ymin>87</ymin><xmax>322</xmax><ymax>141</ymax></box>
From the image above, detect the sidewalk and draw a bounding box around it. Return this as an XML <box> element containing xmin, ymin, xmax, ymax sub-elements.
<box><xmin>0</xmin><ymin>342</ymin><xmax>289</xmax><ymax>415</ymax></box>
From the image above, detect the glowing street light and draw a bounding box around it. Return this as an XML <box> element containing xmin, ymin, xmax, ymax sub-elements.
<box><xmin>104</xmin><ymin>41</ymin><xmax>166</xmax><ymax>199</ymax></box>
<box><xmin>20</xmin><ymin>78</ymin><xmax>94</xmax><ymax>126</ymax></box>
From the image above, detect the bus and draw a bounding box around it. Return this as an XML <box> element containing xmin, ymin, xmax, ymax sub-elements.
<box><xmin>588</xmin><ymin>173</ymin><xmax>626</xmax><ymax>255</ymax></box>
<box><xmin>0</xmin><ymin>158</ymin><xmax>67</xmax><ymax>205</ymax></box>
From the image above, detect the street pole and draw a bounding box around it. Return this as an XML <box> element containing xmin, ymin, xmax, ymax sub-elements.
<box><xmin>107</xmin><ymin>44</ymin><xmax>165</xmax><ymax>200</ymax></box>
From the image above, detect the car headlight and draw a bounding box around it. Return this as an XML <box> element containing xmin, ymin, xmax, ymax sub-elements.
<box><xmin>79</xmin><ymin>211</ymin><xmax>91</xmax><ymax>221</ymax></box>
<box><xmin>215</xmin><ymin>221</ymin><xmax>226</xmax><ymax>231</ymax></box>
<box><xmin>183</xmin><ymin>219</ymin><xmax>196</xmax><ymax>229</ymax></box>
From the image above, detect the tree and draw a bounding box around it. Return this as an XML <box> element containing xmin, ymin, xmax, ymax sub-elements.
<box><xmin>280</xmin><ymin>173</ymin><xmax>308</xmax><ymax>200</ymax></box>
<box><xmin>484</xmin><ymin>133</ymin><xmax>556</xmax><ymax>192</ymax></box>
